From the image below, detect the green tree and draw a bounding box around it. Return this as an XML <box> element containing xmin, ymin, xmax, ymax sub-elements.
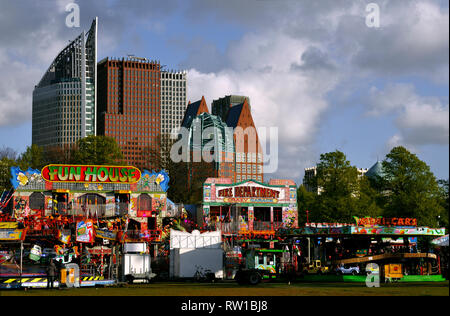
<box><xmin>42</xmin><ymin>144</ymin><xmax>74</xmax><ymax>165</ymax></box>
<box><xmin>307</xmin><ymin>150</ymin><xmax>360</xmax><ymax>223</ymax></box>
<box><xmin>71</xmin><ymin>135</ymin><xmax>124</xmax><ymax>165</ymax></box>
<box><xmin>0</xmin><ymin>157</ymin><xmax>17</xmax><ymax>191</ymax></box>
<box><xmin>0</xmin><ymin>147</ymin><xmax>18</xmax><ymax>191</ymax></box>
<box><xmin>354</xmin><ymin>176</ymin><xmax>384</xmax><ymax>219</ymax></box>
<box><xmin>437</xmin><ymin>179</ymin><xmax>449</xmax><ymax>229</ymax></box>
<box><xmin>382</xmin><ymin>146</ymin><xmax>443</xmax><ymax>227</ymax></box>
<box><xmin>297</xmin><ymin>185</ymin><xmax>315</xmax><ymax>225</ymax></box>
<box><xmin>166</xmin><ymin>161</ymin><xmax>189</xmax><ymax>203</ymax></box>
<box><xmin>18</xmin><ymin>144</ymin><xmax>44</xmax><ymax>170</ymax></box>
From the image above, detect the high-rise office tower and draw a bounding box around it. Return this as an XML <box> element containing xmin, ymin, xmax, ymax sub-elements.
<box><xmin>160</xmin><ymin>70</ymin><xmax>187</xmax><ymax>161</ymax></box>
<box><xmin>97</xmin><ymin>56</ymin><xmax>161</xmax><ymax>170</ymax></box>
<box><xmin>32</xmin><ymin>18</ymin><xmax>98</xmax><ymax>148</ymax></box>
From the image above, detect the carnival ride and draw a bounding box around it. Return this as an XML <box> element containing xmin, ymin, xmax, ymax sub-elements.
<box><xmin>302</xmin><ymin>260</ymin><xmax>329</xmax><ymax>275</ymax></box>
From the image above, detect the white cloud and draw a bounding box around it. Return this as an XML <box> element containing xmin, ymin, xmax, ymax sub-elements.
<box><xmin>186</xmin><ymin>32</ymin><xmax>341</xmax><ymax>181</ymax></box>
<box><xmin>348</xmin><ymin>0</ymin><xmax>449</xmax><ymax>82</ymax></box>
<box><xmin>367</xmin><ymin>83</ymin><xmax>449</xmax><ymax>147</ymax></box>
<box><xmin>0</xmin><ymin>51</ymin><xmax>42</xmax><ymax>126</ymax></box>
<box><xmin>1</xmin><ymin>0</ymin><xmax>448</xmax><ymax>182</ymax></box>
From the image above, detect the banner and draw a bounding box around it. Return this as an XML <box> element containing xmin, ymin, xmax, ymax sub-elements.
<box><xmin>140</xmin><ymin>170</ymin><xmax>170</xmax><ymax>192</ymax></box>
<box><xmin>86</xmin><ymin>246</ymin><xmax>112</xmax><ymax>255</ymax></box>
<box><xmin>0</xmin><ymin>222</ymin><xmax>18</xmax><ymax>229</ymax></box>
<box><xmin>351</xmin><ymin>226</ymin><xmax>445</xmax><ymax>236</ymax></box>
<box><xmin>76</xmin><ymin>220</ymin><xmax>94</xmax><ymax>243</ymax></box>
<box><xmin>95</xmin><ymin>228</ymin><xmax>117</xmax><ymax>241</ymax></box>
<box><xmin>0</xmin><ymin>229</ymin><xmax>26</xmax><ymax>241</ymax></box>
<box><xmin>9</xmin><ymin>166</ymin><xmax>42</xmax><ymax>189</ymax></box>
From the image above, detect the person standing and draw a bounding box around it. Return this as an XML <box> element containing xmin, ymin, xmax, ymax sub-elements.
<box><xmin>46</xmin><ymin>259</ymin><xmax>58</xmax><ymax>289</ymax></box>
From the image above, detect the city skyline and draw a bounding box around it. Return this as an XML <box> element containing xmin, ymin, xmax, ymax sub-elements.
<box><xmin>0</xmin><ymin>0</ymin><xmax>448</xmax><ymax>184</ymax></box>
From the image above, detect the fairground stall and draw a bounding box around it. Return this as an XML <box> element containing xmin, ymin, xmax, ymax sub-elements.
<box><xmin>202</xmin><ymin>177</ymin><xmax>298</xmax><ymax>279</ymax></box>
<box><xmin>275</xmin><ymin>217</ymin><xmax>447</xmax><ymax>283</ymax></box>
<box><xmin>0</xmin><ymin>164</ymin><xmax>169</xmax><ymax>288</ymax></box>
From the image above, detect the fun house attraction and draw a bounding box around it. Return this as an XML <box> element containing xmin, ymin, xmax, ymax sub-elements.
<box><xmin>0</xmin><ymin>165</ymin><xmax>448</xmax><ymax>289</ymax></box>
<box><xmin>0</xmin><ymin>164</ymin><xmax>170</xmax><ymax>288</ymax></box>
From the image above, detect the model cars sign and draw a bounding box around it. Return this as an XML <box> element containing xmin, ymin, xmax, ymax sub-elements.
<box><xmin>41</xmin><ymin>164</ymin><xmax>141</xmax><ymax>184</ymax></box>
<box><xmin>354</xmin><ymin>216</ymin><xmax>418</xmax><ymax>227</ymax></box>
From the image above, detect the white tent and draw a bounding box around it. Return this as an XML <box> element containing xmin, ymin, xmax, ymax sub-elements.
<box><xmin>169</xmin><ymin>229</ymin><xmax>223</xmax><ymax>279</ymax></box>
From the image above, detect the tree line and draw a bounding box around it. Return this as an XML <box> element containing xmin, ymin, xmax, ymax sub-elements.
<box><xmin>0</xmin><ymin>135</ymin><xmax>125</xmax><ymax>191</ymax></box>
<box><xmin>0</xmin><ymin>135</ymin><xmax>202</xmax><ymax>205</ymax></box>
<box><xmin>298</xmin><ymin>146</ymin><xmax>449</xmax><ymax>229</ymax></box>
<box><xmin>2</xmin><ymin>140</ymin><xmax>448</xmax><ymax>228</ymax></box>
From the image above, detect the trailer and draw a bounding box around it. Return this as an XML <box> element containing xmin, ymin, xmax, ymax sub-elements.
<box><xmin>122</xmin><ymin>253</ymin><xmax>154</xmax><ymax>284</ymax></box>
<box><xmin>122</xmin><ymin>243</ymin><xmax>155</xmax><ymax>284</ymax></box>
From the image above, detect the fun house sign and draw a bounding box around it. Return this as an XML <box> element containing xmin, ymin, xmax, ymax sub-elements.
<box><xmin>41</xmin><ymin>164</ymin><xmax>141</xmax><ymax>184</ymax></box>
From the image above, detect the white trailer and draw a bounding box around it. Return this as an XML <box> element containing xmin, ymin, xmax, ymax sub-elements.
<box><xmin>122</xmin><ymin>253</ymin><xmax>155</xmax><ymax>284</ymax></box>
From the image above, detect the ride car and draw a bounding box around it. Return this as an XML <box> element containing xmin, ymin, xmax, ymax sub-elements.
<box><xmin>336</xmin><ymin>264</ymin><xmax>360</xmax><ymax>275</ymax></box>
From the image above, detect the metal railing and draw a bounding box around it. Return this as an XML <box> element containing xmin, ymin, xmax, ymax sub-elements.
<box><xmin>252</xmin><ymin>221</ymin><xmax>272</xmax><ymax>231</ymax></box>
<box><xmin>123</xmin><ymin>229</ymin><xmax>162</xmax><ymax>242</ymax></box>
<box><xmin>54</xmin><ymin>203</ymin><xmax>129</xmax><ymax>217</ymax></box>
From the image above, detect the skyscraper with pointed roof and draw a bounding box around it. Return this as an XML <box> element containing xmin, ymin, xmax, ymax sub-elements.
<box><xmin>32</xmin><ymin>18</ymin><xmax>98</xmax><ymax>148</ymax></box>
<box><xmin>181</xmin><ymin>95</ymin><xmax>264</xmax><ymax>184</ymax></box>
<box><xmin>219</xmin><ymin>97</ymin><xmax>263</xmax><ymax>183</ymax></box>
<box><xmin>180</xmin><ymin>97</ymin><xmax>235</xmax><ymax>188</ymax></box>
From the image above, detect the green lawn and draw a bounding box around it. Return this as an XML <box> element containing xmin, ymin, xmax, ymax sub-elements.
<box><xmin>1</xmin><ymin>281</ymin><xmax>448</xmax><ymax>296</ymax></box>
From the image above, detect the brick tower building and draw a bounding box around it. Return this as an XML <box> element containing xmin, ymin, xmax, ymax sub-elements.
<box><xmin>97</xmin><ymin>57</ymin><xmax>161</xmax><ymax>170</ymax></box>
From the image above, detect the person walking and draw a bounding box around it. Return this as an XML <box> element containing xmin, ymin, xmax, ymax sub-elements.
<box><xmin>46</xmin><ymin>258</ymin><xmax>58</xmax><ymax>289</ymax></box>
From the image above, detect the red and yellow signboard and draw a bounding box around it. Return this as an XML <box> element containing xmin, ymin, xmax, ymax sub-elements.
<box><xmin>355</xmin><ymin>217</ymin><xmax>417</xmax><ymax>227</ymax></box>
<box><xmin>0</xmin><ymin>229</ymin><xmax>26</xmax><ymax>241</ymax></box>
<box><xmin>218</xmin><ymin>186</ymin><xmax>280</xmax><ymax>199</ymax></box>
<box><xmin>41</xmin><ymin>164</ymin><xmax>141</xmax><ymax>184</ymax></box>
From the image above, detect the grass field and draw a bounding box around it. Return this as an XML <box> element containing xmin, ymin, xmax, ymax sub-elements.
<box><xmin>1</xmin><ymin>281</ymin><xmax>449</xmax><ymax>296</ymax></box>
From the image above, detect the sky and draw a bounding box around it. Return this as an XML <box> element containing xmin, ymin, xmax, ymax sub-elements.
<box><xmin>0</xmin><ymin>0</ymin><xmax>448</xmax><ymax>184</ymax></box>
